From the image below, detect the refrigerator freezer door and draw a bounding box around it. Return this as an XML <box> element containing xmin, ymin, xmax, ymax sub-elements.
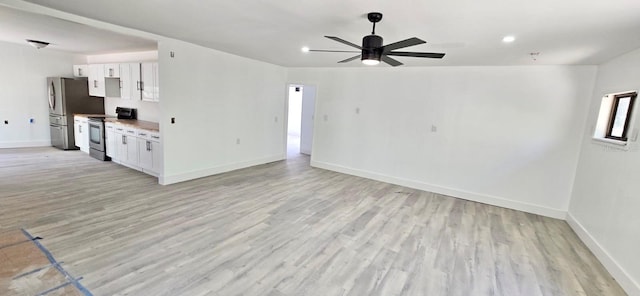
<box><xmin>50</xmin><ymin>124</ymin><xmax>68</xmax><ymax>149</ymax></box>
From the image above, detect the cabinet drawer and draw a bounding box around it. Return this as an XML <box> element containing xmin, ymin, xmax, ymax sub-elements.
<box><xmin>149</xmin><ymin>133</ymin><xmax>161</xmax><ymax>141</ymax></box>
<box><xmin>136</xmin><ymin>130</ymin><xmax>160</xmax><ymax>141</ymax></box>
<box><xmin>105</xmin><ymin>123</ymin><xmax>115</xmax><ymax>129</ymax></box>
<box><xmin>124</xmin><ymin>127</ymin><xmax>137</xmax><ymax>136</ymax></box>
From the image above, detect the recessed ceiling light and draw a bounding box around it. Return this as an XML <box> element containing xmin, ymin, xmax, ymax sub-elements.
<box><xmin>301</xmin><ymin>46</ymin><xmax>310</xmax><ymax>53</ymax></box>
<box><xmin>502</xmin><ymin>36</ymin><xmax>515</xmax><ymax>43</ymax></box>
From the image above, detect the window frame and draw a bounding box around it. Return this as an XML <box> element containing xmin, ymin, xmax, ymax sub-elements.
<box><xmin>605</xmin><ymin>92</ymin><xmax>637</xmax><ymax>141</ymax></box>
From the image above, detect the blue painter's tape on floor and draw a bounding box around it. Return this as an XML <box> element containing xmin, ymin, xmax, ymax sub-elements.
<box><xmin>13</xmin><ymin>262</ymin><xmax>63</xmax><ymax>279</ymax></box>
<box><xmin>35</xmin><ymin>281</ymin><xmax>73</xmax><ymax>296</ymax></box>
<box><xmin>21</xmin><ymin>228</ymin><xmax>93</xmax><ymax>296</ymax></box>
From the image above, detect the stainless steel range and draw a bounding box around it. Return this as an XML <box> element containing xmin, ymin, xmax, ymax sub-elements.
<box><xmin>87</xmin><ymin>107</ymin><xmax>137</xmax><ymax>161</ymax></box>
<box><xmin>88</xmin><ymin>117</ymin><xmax>109</xmax><ymax>161</ymax></box>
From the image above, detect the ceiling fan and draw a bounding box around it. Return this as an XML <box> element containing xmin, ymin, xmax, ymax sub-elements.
<box><xmin>308</xmin><ymin>12</ymin><xmax>445</xmax><ymax>67</ymax></box>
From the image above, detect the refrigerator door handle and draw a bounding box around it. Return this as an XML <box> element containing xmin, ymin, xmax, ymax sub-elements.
<box><xmin>48</xmin><ymin>80</ymin><xmax>55</xmax><ymax>110</ymax></box>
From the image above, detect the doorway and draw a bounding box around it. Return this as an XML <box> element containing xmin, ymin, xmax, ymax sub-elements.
<box><xmin>286</xmin><ymin>84</ymin><xmax>316</xmax><ymax>158</ymax></box>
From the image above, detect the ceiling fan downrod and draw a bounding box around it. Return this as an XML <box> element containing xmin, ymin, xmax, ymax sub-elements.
<box><xmin>368</xmin><ymin>12</ymin><xmax>383</xmax><ymax>35</ymax></box>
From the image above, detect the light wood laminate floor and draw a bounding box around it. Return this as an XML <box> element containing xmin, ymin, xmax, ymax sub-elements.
<box><xmin>0</xmin><ymin>147</ymin><xmax>626</xmax><ymax>296</ymax></box>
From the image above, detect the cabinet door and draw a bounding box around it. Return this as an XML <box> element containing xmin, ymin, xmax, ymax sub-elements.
<box><xmin>88</xmin><ymin>64</ymin><xmax>105</xmax><ymax>97</ymax></box>
<box><xmin>126</xmin><ymin>135</ymin><xmax>138</xmax><ymax>165</ymax></box>
<box><xmin>138</xmin><ymin>138</ymin><xmax>153</xmax><ymax>171</ymax></box>
<box><xmin>115</xmin><ymin>129</ymin><xmax>128</xmax><ymax>163</ymax></box>
<box><xmin>153</xmin><ymin>63</ymin><xmax>159</xmax><ymax>101</ymax></box>
<box><xmin>74</xmin><ymin>119</ymin><xmax>81</xmax><ymax>148</ymax></box>
<box><xmin>119</xmin><ymin>64</ymin><xmax>132</xmax><ymax>100</ymax></box>
<box><xmin>131</xmin><ymin>63</ymin><xmax>142</xmax><ymax>101</ymax></box>
<box><xmin>73</xmin><ymin>65</ymin><xmax>88</xmax><ymax>77</ymax></box>
<box><xmin>151</xmin><ymin>139</ymin><xmax>161</xmax><ymax>174</ymax></box>
<box><xmin>141</xmin><ymin>62</ymin><xmax>155</xmax><ymax>102</ymax></box>
<box><xmin>120</xmin><ymin>63</ymin><xmax>142</xmax><ymax>100</ymax></box>
<box><xmin>104</xmin><ymin>64</ymin><xmax>120</xmax><ymax>78</ymax></box>
<box><xmin>81</xmin><ymin>120</ymin><xmax>90</xmax><ymax>153</ymax></box>
<box><xmin>105</xmin><ymin>126</ymin><xmax>116</xmax><ymax>158</ymax></box>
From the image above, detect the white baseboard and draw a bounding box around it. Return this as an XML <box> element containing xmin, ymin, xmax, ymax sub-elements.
<box><xmin>0</xmin><ymin>140</ymin><xmax>51</xmax><ymax>149</ymax></box>
<box><xmin>310</xmin><ymin>160</ymin><xmax>567</xmax><ymax>219</ymax></box>
<box><xmin>567</xmin><ymin>213</ymin><xmax>640</xmax><ymax>296</ymax></box>
<box><xmin>160</xmin><ymin>154</ymin><xmax>283</xmax><ymax>185</ymax></box>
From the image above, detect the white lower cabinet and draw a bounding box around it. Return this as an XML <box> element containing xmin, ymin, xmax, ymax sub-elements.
<box><xmin>107</xmin><ymin>122</ymin><xmax>161</xmax><ymax>177</ymax></box>
<box><xmin>73</xmin><ymin>116</ymin><xmax>89</xmax><ymax>153</ymax></box>
<box><xmin>113</xmin><ymin>127</ymin><xmax>137</xmax><ymax>167</ymax></box>
<box><xmin>124</xmin><ymin>128</ymin><xmax>139</xmax><ymax>166</ymax></box>
<box><xmin>105</xmin><ymin>123</ymin><xmax>116</xmax><ymax>159</ymax></box>
<box><xmin>137</xmin><ymin>130</ymin><xmax>161</xmax><ymax>176</ymax></box>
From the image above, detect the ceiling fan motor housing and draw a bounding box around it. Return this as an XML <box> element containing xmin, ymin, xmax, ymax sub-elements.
<box><xmin>362</xmin><ymin>34</ymin><xmax>383</xmax><ymax>61</ymax></box>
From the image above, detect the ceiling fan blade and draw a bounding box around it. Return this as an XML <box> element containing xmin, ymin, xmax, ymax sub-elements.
<box><xmin>386</xmin><ymin>51</ymin><xmax>446</xmax><ymax>59</ymax></box>
<box><xmin>381</xmin><ymin>55</ymin><xmax>403</xmax><ymax>67</ymax></box>
<box><xmin>325</xmin><ymin>36</ymin><xmax>362</xmax><ymax>50</ymax></box>
<box><xmin>338</xmin><ymin>55</ymin><xmax>361</xmax><ymax>63</ymax></box>
<box><xmin>382</xmin><ymin>37</ymin><xmax>426</xmax><ymax>52</ymax></box>
<box><xmin>309</xmin><ymin>49</ymin><xmax>361</xmax><ymax>53</ymax></box>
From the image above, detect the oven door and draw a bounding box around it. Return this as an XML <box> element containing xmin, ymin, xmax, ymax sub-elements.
<box><xmin>88</xmin><ymin>121</ymin><xmax>104</xmax><ymax>152</ymax></box>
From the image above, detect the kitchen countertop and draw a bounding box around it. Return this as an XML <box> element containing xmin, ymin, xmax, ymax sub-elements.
<box><xmin>74</xmin><ymin>114</ymin><xmax>160</xmax><ymax>132</ymax></box>
<box><xmin>104</xmin><ymin>118</ymin><xmax>160</xmax><ymax>132</ymax></box>
<box><xmin>73</xmin><ymin>114</ymin><xmax>113</xmax><ymax>119</ymax></box>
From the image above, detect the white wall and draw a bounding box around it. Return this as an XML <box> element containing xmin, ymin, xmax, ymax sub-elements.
<box><xmin>157</xmin><ymin>38</ymin><xmax>287</xmax><ymax>184</ymax></box>
<box><xmin>300</xmin><ymin>85</ymin><xmax>316</xmax><ymax>155</ymax></box>
<box><xmin>288</xmin><ymin>66</ymin><xmax>597</xmax><ymax>218</ymax></box>
<box><xmin>0</xmin><ymin>41</ymin><xmax>85</xmax><ymax>148</ymax></box>
<box><xmin>568</xmin><ymin>48</ymin><xmax>640</xmax><ymax>296</ymax></box>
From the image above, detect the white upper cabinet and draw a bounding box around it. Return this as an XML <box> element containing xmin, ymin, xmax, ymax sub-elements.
<box><xmin>141</xmin><ymin>62</ymin><xmax>159</xmax><ymax>102</ymax></box>
<box><xmin>88</xmin><ymin>64</ymin><xmax>105</xmax><ymax>97</ymax></box>
<box><xmin>104</xmin><ymin>64</ymin><xmax>120</xmax><ymax>78</ymax></box>
<box><xmin>83</xmin><ymin>62</ymin><xmax>157</xmax><ymax>100</ymax></box>
<box><xmin>119</xmin><ymin>63</ymin><xmax>142</xmax><ymax>100</ymax></box>
<box><xmin>131</xmin><ymin>63</ymin><xmax>142</xmax><ymax>101</ymax></box>
<box><xmin>72</xmin><ymin>64</ymin><xmax>88</xmax><ymax>77</ymax></box>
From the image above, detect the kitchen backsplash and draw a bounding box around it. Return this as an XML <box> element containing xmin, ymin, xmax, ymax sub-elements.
<box><xmin>105</xmin><ymin>97</ymin><xmax>159</xmax><ymax>122</ymax></box>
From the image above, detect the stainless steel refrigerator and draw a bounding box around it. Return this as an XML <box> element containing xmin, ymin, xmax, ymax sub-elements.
<box><xmin>48</xmin><ymin>77</ymin><xmax>105</xmax><ymax>150</ymax></box>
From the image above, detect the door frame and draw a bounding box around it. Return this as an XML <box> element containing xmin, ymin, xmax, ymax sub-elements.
<box><xmin>283</xmin><ymin>82</ymin><xmax>318</xmax><ymax>159</ymax></box>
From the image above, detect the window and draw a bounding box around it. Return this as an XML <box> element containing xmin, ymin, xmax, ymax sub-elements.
<box><xmin>606</xmin><ymin>92</ymin><xmax>636</xmax><ymax>141</ymax></box>
<box><xmin>593</xmin><ymin>91</ymin><xmax>637</xmax><ymax>146</ymax></box>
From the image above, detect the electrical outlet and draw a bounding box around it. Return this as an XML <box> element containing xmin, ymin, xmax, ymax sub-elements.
<box><xmin>323</xmin><ymin>115</ymin><xmax>328</xmax><ymax>122</ymax></box>
<box><xmin>355</xmin><ymin>107</ymin><xmax>360</xmax><ymax>114</ymax></box>
<box><xmin>431</xmin><ymin>125</ymin><xmax>437</xmax><ymax>132</ymax></box>
<box><xmin>29</xmin><ymin>118</ymin><xmax>34</xmax><ymax>124</ymax></box>
<box><xmin>170</xmin><ymin>51</ymin><xmax>175</xmax><ymax>58</ymax></box>
<box><xmin>171</xmin><ymin>117</ymin><xmax>175</xmax><ymax>124</ymax></box>
<box><xmin>4</xmin><ymin>120</ymin><xmax>7</xmax><ymax>124</ymax></box>
<box><xmin>236</xmin><ymin>138</ymin><xmax>241</xmax><ymax>144</ymax></box>
<box><xmin>274</xmin><ymin>116</ymin><xmax>278</xmax><ymax>123</ymax></box>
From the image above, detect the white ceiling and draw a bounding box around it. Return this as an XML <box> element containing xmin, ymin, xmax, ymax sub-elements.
<box><xmin>10</xmin><ymin>0</ymin><xmax>640</xmax><ymax>66</ymax></box>
<box><xmin>0</xmin><ymin>5</ymin><xmax>156</xmax><ymax>54</ymax></box>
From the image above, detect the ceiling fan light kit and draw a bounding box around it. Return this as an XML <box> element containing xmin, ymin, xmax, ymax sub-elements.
<box><xmin>308</xmin><ymin>12</ymin><xmax>445</xmax><ymax>67</ymax></box>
